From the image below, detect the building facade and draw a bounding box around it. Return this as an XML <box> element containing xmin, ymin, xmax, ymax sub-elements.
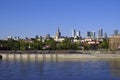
<box><xmin>86</xmin><ymin>31</ymin><xmax>96</xmax><ymax>39</ymax></box>
<box><xmin>109</xmin><ymin>34</ymin><xmax>120</xmax><ymax>50</ymax></box>
<box><xmin>98</xmin><ymin>28</ymin><xmax>103</xmax><ymax>38</ymax></box>
<box><xmin>86</xmin><ymin>31</ymin><xmax>91</xmax><ymax>38</ymax></box>
<box><xmin>54</xmin><ymin>27</ymin><xmax>65</xmax><ymax>42</ymax></box>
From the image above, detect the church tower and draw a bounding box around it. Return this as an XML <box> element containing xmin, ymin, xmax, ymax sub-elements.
<box><xmin>56</xmin><ymin>27</ymin><xmax>61</xmax><ymax>38</ymax></box>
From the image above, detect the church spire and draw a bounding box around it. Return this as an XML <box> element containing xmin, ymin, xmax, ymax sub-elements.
<box><xmin>58</xmin><ymin>27</ymin><xmax>60</xmax><ymax>33</ymax></box>
<box><xmin>56</xmin><ymin>27</ymin><xmax>61</xmax><ymax>38</ymax></box>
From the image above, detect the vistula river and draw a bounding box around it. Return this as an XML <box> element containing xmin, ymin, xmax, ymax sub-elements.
<box><xmin>0</xmin><ymin>59</ymin><xmax>120</xmax><ymax>80</ymax></box>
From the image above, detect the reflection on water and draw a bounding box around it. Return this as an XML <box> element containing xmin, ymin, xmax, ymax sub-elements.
<box><xmin>109</xmin><ymin>59</ymin><xmax>120</xmax><ymax>77</ymax></box>
<box><xmin>0</xmin><ymin>59</ymin><xmax>120</xmax><ymax>80</ymax></box>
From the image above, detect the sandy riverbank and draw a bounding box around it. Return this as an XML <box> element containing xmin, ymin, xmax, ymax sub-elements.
<box><xmin>1</xmin><ymin>53</ymin><xmax>120</xmax><ymax>60</ymax></box>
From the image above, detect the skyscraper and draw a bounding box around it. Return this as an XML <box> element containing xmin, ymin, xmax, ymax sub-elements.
<box><xmin>104</xmin><ymin>33</ymin><xmax>107</xmax><ymax>38</ymax></box>
<box><xmin>72</xmin><ymin>29</ymin><xmax>76</xmax><ymax>37</ymax></box>
<box><xmin>98</xmin><ymin>28</ymin><xmax>103</xmax><ymax>38</ymax></box>
<box><xmin>86</xmin><ymin>31</ymin><xmax>91</xmax><ymax>38</ymax></box>
<box><xmin>91</xmin><ymin>31</ymin><xmax>96</xmax><ymax>39</ymax></box>
<box><xmin>76</xmin><ymin>31</ymin><xmax>81</xmax><ymax>37</ymax></box>
<box><xmin>86</xmin><ymin>31</ymin><xmax>95</xmax><ymax>39</ymax></box>
<box><xmin>45</xmin><ymin>34</ymin><xmax>50</xmax><ymax>39</ymax></box>
<box><xmin>114</xmin><ymin>29</ymin><xmax>118</xmax><ymax>35</ymax></box>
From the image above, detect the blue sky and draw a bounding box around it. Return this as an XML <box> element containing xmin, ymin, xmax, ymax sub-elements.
<box><xmin>0</xmin><ymin>0</ymin><xmax>120</xmax><ymax>39</ymax></box>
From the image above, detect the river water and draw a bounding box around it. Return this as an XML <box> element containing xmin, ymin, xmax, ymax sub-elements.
<box><xmin>0</xmin><ymin>59</ymin><xmax>120</xmax><ymax>80</ymax></box>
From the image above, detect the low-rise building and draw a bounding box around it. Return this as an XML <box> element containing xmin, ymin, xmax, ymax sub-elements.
<box><xmin>109</xmin><ymin>34</ymin><xmax>120</xmax><ymax>50</ymax></box>
<box><xmin>54</xmin><ymin>36</ymin><xmax>65</xmax><ymax>42</ymax></box>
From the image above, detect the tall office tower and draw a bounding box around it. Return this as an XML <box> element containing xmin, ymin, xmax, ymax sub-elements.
<box><xmin>86</xmin><ymin>31</ymin><xmax>91</xmax><ymax>38</ymax></box>
<box><xmin>98</xmin><ymin>28</ymin><xmax>103</xmax><ymax>38</ymax></box>
<box><xmin>72</xmin><ymin>29</ymin><xmax>76</xmax><ymax>37</ymax></box>
<box><xmin>56</xmin><ymin>27</ymin><xmax>61</xmax><ymax>38</ymax></box>
<box><xmin>114</xmin><ymin>29</ymin><xmax>118</xmax><ymax>35</ymax></box>
<box><xmin>91</xmin><ymin>31</ymin><xmax>96</xmax><ymax>39</ymax></box>
<box><xmin>45</xmin><ymin>34</ymin><xmax>50</xmax><ymax>39</ymax></box>
<box><xmin>76</xmin><ymin>31</ymin><xmax>81</xmax><ymax>37</ymax></box>
<box><xmin>104</xmin><ymin>33</ymin><xmax>108</xmax><ymax>39</ymax></box>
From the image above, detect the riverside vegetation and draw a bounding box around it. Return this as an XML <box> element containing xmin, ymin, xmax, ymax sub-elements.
<box><xmin>0</xmin><ymin>37</ymin><xmax>109</xmax><ymax>51</ymax></box>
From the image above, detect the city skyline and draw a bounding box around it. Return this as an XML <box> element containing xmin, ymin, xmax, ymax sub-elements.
<box><xmin>3</xmin><ymin>28</ymin><xmax>119</xmax><ymax>39</ymax></box>
<box><xmin>0</xmin><ymin>0</ymin><xmax>120</xmax><ymax>39</ymax></box>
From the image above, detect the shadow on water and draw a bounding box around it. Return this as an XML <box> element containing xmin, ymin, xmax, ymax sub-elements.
<box><xmin>0</xmin><ymin>55</ymin><xmax>2</xmax><ymax>59</ymax></box>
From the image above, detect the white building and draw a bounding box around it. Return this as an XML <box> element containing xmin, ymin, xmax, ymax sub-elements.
<box><xmin>72</xmin><ymin>29</ymin><xmax>81</xmax><ymax>38</ymax></box>
<box><xmin>54</xmin><ymin>27</ymin><xmax>65</xmax><ymax>42</ymax></box>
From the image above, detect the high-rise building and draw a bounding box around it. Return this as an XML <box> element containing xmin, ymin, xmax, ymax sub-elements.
<box><xmin>45</xmin><ymin>34</ymin><xmax>50</xmax><ymax>39</ymax></box>
<box><xmin>86</xmin><ymin>31</ymin><xmax>91</xmax><ymax>38</ymax></box>
<box><xmin>72</xmin><ymin>29</ymin><xmax>81</xmax><ymax>38</ymax></box>
<box><xmin>104</xmin><ymin>33</ymin><xmax>108</xmax><ymax>38</ymax></box>
<box><xmin>114</xmin><ymin>29</ymin><xmax>118</xmax><ymax>35</ymax></box>
<box><xmin>91</xmin><ymin>31</ymin><xmax>96</xmax><ymax>39</ymax></box>
<box><xmin>86</xmin><ymin>31</ymin><xmax>95</xmax><ymax>39</ymax></box>
<box><xmin>98</xmin><ymin>28</ymin><xmax>103</xmax><ymax>38</ymax></box>
<box><xmin>72</xmin><ymin>29</ymin><xmax>76</xmax><ymax>37</ymax></box>
<box><xmin>76</xmin><ymin>31</ymin><xmax>81</xmax><ymax>37</ymax></box>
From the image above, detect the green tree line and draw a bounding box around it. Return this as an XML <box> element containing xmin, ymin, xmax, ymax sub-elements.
<box><xmin>0</xmin><ymin>38</ymin><xmax>109</xmax><ymax>51</ymax></box>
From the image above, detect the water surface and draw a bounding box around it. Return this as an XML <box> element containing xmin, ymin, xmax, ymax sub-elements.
<box><xmin>0</xmin><ymin>59</ymin><xmax>120</xmax><ymax>80</ymax></box>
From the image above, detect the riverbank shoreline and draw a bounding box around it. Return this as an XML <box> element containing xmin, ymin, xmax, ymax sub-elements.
<box><xmin>1</xmin><ymin>53</ymin><xmax>120</xmax><ymax>60</ymax></box>
<box><xmin>0</xmin><ymin>50</ymin><xmax>120</xmax><ymax>54</ymax></box>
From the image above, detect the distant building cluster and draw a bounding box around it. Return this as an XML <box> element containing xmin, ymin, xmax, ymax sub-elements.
<box><xmin>53</xmin><ymin>28</ymin><xmax>108</xmax><ymax>45</ymax></box>
<box><xmin>3</xmin><ymin>28</ymin><xmax>120</xmax><ymax>50</ymax></box>
<box><xmin>72</xmin><ymin>29</ymin><xmax>81</xmax><ymax>38</ymax></box>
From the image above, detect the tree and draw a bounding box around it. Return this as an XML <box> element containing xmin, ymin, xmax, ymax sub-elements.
<box><xmin>101</xmin><ymin>40</ymin><xmax>109</xmax><ymax>49</ymax></box>
<box><xmin>38</xmin><ymin>41</ymin><xmax>43</xmax><ymax>50</ymax></box>
<box><xmin>19</xmin><ymin>40</ymin><xmax>26</xmax><ymax>51</ymax></box>
<box><xmin>11</xmin><ymin>41</ymin><xmax>20</xmax><ymax>50</ymax></box>
<box><xmin>99</xmin><ymin>39</ymin><xmax>109</xmax><ymax>49</ymax></box>
<box><xmin>60</xmin><ymin>38</ymin><xmax>72</xmax><ymax>50</ymax></box>
<box><xmin>44</xmin><ymin>38</ymin><xmax>56</xmax><ymax>50</ymax></box>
